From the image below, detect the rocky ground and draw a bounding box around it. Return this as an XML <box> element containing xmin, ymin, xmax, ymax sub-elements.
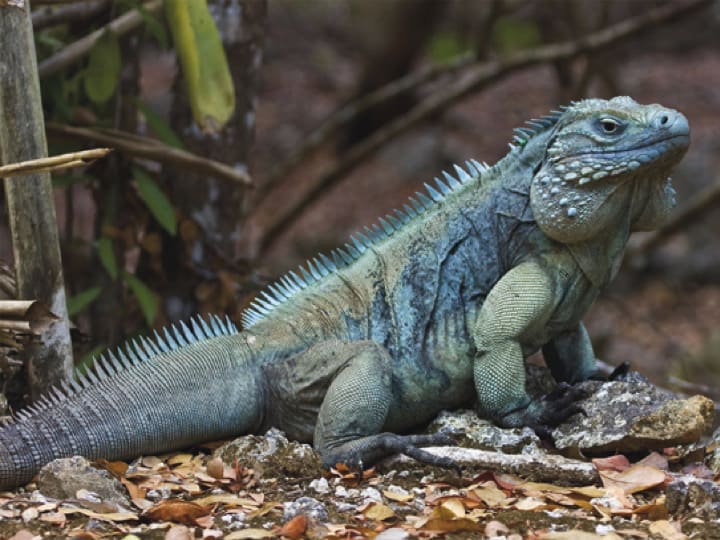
<box><xmin>2</xmin><ymin>367</ymin><xmax>719</xmax><ymax>539</ymax></box>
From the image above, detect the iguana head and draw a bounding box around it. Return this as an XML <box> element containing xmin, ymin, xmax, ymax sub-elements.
<box><xmin>529</xmin><ymin>96</ymin><xmax>689</xmax><ymax>244</ymax></box>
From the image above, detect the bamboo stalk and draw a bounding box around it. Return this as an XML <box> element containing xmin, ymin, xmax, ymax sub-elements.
<box><xmin>0</xmin><ymin>148</ymin><xmax>111</xmax><ymax>177</ymax></box>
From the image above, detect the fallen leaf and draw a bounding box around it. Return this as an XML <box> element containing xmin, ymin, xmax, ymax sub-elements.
<box><xmin>59</xmin><ymin>507</ymin><xmax>139</xmax><ymax>522</ymax></box>
<box><xmin>206</xmin><ymin>457</ymin><xmax>225</xmax><ymax>479</ymax></box>
<box><xmin>421</xmin><ymin>518</ymin><xmax>483</xmax><ymax>533</ymax></box>
<box><xmin>38</xmin><ymin>511</ymin><xmax>67</xmax><ymax>526</ymax></box>
<box><xmin>144</xmin><ymin>500</ymin><xmax>211</xmax><ymax>525</ymax></box>
<box><xmin>363</xmin><ymin>502</ymin><xmax>396</xmax><ymax>521</ymax></box>
<box><xmin>638</xmin><ymin>452</ymin><xmax>669</xmax><ymax>471</ymax></box>
<box><xmin>383</xmin><ymin>489</ymin><xmax>413</xmax><ymax>503</ymax></box>
<box><xmin>592</xmin><ymin>455</ymin><xmax>631</xmax><ymax>472</ymax></box>
<box><xmin>471</xmin><ymin>483</ymin><xmax>508</xmax><ymax>507</ymax></box>
<box><xmin>648</xmin><ymin>520</ymin><xmax>688</xmax><ymax>540</ymax></box>
<box><xmin>599</xmin><ymin>464</ymin><xmax>666</xmax><ymax>494</ymax></box>
<box><xmin>277</xmin><ymin>515</ymin><xmax>308</xmax><ymax>539</ymax></box>
<box><xmin>438</xmin><ymin>497</ymin><xmax>466</xmax><ymax>519</ymax></box>
<box><xmin>21</xmin><ymin>506</ymin><xmax>38</xmax><ymax>522</ymax></box>
<box><xmin>8</xmin><ymin>530</ymin><xmax>38</xmax><ymax>540</ymax></box>
<box><xmin>540</xmin><ymin>532</ymin><xmax>619</xmax><ymax>539</ymax></box>
<box><xmin>513</xmin><ymin>497</ymin><xmax>549</xmax><ymax>511</ymax></box>
<box><xmin>192</xmin><ymin>494</ymin><xmax>259</xmax><ymax>507</ymax></box>
<box><xmin>485</xmin><ymin>520</ymin><xmax>509</xmax><ymax>537</ymax></box>
<box><xmin>225</xmin><ymin>529</ymin><xmax>275</xmax><ymax>539</ymax></box>
<box><xmin>165</xmin><ymin>525</ymin><xmax>193</xmax><ymax>540</ymax></box>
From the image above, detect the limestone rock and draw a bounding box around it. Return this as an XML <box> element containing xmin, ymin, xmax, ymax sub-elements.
<box><xmin>214</xmin><ymin>427</ymin><xmax>321</xmax><ymax>478</ymax></box>
<box><xmin>552</xmin><ymin>375</ymin><xmax>714</xmax><ymax>454</ymax></box>
<box><xmin>428</xmin><ymin>409</ymin><xmax>541</xmax><ymax>454</ymax></box>
<box><xmin>37</xmin><ymin>455</ymin><xmax>128</xmax><ymax>507</ymax></box>
<box><xmin>666</xmin><ymin>476</ymin><xmax>720</xmax><ymax>519</ymax></box>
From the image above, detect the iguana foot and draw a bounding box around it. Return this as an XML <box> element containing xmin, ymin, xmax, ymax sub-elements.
<box><xmin>531</xmin><ymin>382</ymin><xmax>589</xmax><ymax>439</ymax></box>
<box><xmin>322</xmin><ymin>432</ymin><xmax>460</xmax><ymax>473</ymax></box>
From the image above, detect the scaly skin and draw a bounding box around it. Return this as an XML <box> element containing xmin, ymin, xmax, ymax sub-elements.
<box><xmin>0</xmin><ymin>97</ymin><xmax>690</xmax><ymax>489</ymax></box>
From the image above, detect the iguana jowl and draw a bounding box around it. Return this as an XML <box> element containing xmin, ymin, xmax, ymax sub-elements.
<box><xmin>0</xmin><ymin>97</ymin><xmax>690</xmax><ymax>489</ymax></box>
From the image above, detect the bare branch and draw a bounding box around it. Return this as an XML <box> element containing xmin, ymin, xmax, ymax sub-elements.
<box><xmin>32</xmin><ymin>0</ymin><xmax>110</xmax><ymax>30</ymax></box>
<box><xmin>256</xmin><ymin>0</ymin><xmax>712</xmax><ymax>254</ymax></box>
<box><xmin>37</xmin><ymin>0</ymin><xmax>162</xmax><ymax>79</ymax></box>
<box><xmin>254</xmin><ymin>53</ymin><xmax>475</xmax><ymax>207</ymax></box>
<box><xmin>0</xmin><ymin>148</ymin><xmax>111</xmax><ymax>177</ymax></box>
<box><xmin>46</xmin><ymin>123</ymin><xmax>253</xmax><ymax>186</ymax></box>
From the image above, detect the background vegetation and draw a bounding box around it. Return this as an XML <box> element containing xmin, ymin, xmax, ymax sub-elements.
<box><xmin>0</xmin><ymin>0</ymin><xmax>718</xmax><ymax>408</ymax></box>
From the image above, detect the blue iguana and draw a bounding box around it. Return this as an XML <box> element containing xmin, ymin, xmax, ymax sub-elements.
<box><xmin>0</xmin><ymin>97</ymin><xmax>690</xmax><ymax>489</ymax></box>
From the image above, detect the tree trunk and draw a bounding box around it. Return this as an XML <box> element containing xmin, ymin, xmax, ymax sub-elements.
<box><xmin>0</xmin><ymin>1</ymin><xmax>74</xmax><ymax>402</ymax></box>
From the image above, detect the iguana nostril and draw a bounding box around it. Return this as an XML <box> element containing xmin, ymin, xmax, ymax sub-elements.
<box><xmin>660</xmin><ymin>115</ymin><xmax>669</xmax><ymax>125</ymax></box>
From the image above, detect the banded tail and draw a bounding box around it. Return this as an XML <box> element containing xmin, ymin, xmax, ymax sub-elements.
<box><xmin>0</xmin><ymin>315</ymin><xmax>261</xmax><ymax>490</ymax></box>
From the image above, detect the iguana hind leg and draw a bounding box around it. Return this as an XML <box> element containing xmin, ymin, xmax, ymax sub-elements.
<box><xmin>312</xmin><ymin>340</ymin><xmax>456</xmax><ymax>470</ymax></box>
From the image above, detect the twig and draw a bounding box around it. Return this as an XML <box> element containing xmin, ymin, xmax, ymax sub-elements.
<box><xmin>32</xmin><ymin>0</ymin><xmax>110</xmax><ymax>30</ymax></box>
<box><xmin>37</xmin><ymin>0</ymin><xmax>162</xmax><ymax>79</ymax></box>
<box><xmin>0</xmin><ymin>148</ymin><xmax>111</xmax><ymax>177</ymax></box>
<box><xmin>46</xmin><ymin>123</ymin><xmax>253</xmax><ymax>186</ymax></box>
<box><xmin>628</xmin><ymin>177</ymin><xmax>720</xmax><ymax>256</ymax></box>
<box><xmin>255</xmin><ymin>53</ymin><xmax>476</xmax><ymax>207</ymax></box>
<box><xmin>256</xmin><ymin>0</ymin><xmax>712</xmax><ymax>254</ymax></box>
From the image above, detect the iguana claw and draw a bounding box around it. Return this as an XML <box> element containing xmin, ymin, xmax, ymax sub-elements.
<box><xmin>527</xmin><ymin>382</ymin><xmax>590</xmax><ymax>439</ymax></box>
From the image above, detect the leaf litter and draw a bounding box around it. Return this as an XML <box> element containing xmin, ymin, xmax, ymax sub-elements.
<box><xmin>0</xmin><ymin>441</ymin><xmax>718</xmax><ymax>539</ymax></box>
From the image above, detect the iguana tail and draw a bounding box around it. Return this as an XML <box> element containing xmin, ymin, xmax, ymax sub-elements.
<box><xmin>0</xmin><ymin>316</ymin><xmax>262</xmax><ymax>490</ymax></box>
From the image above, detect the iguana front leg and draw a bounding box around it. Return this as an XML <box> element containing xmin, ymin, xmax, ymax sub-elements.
<box><xmin>542</xmin><ymin>323</ymin><xmax>596</xmax><ymax>384</ymax></box>
<box><xmin>472</xmin><ymin>261</ymin><xmax>585</xmax><ymax>432</ymax></box>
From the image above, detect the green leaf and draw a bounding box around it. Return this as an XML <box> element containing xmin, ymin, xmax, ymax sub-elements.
<box><xmin>84</xmin><ymin>29</ymin><xmax>121</xmax><ymax>104</ymax></box>
<box><xmin>491</xmin><ymin>17</ymin><xmax>541</xmax><ymax>53</ymax></box>
<box><xmin>165</xmin><ymin>0</ymin><xmax>235</xmax><ymax>131</ymax></box>
<box><xmin>133</xmin><ymin>167</ymin><xmax>177</xmax><ymax>235</ymax></box>
<box><xmin>138</xmin><ymin>4</ymin><xmax>169</xmax><ymax>47</ymax></box>
<box><xmin>97</xmin><ymin>236</ymin><xmax>118</xmax><ymax>280</ymax></box>
<box><xmin>134</xmin><ymin>98</ymin><xmax>185</xmax><ymax>149</ymax></box>
<box><xmin>67</xmin><ymin>286</ymin><xmax>102</xmax><ymax>317</ymax></box>
<box><xmin>427</xmin><ymin>31</ymin><xmax>470</xmax><ymax>64</ymax></box>
<box><xmin>123</xmin><ymin>272</ymin><xmax>158</xmax><ymax>325</ymax></box>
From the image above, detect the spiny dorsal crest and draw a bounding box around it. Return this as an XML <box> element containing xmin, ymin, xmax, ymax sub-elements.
<box><xmin>241</xmin><ymin>160</ymin><xmax>491</xmax><ymax>328</ymax></box>
<box><xmin>242</xmin><ymin>104</ymin><xmax>567</xmax><ymax>328</ymax></box>
<box><xmin>508</xmin><ymin>108</ymin><xmax>565</xmax><ymax>151</ymax></box>
<box><xmin>6</xmin><ymin>315</ymin><xmax>238</xmax><ymax>425</ymax></box>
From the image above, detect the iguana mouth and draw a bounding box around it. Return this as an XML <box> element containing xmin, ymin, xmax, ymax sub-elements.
<box><xmin>563</xmin><ymin>133</ymin><xmax>690</xmax><ymax>160</ymax></box>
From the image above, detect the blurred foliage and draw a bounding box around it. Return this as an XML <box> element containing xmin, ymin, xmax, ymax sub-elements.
<box><xmin>426</xmin><ymin>31</ymin><xmax>472</xmax><ymax>64</ymax></box>
<box><xmin>30</xmin><ymin>0</ymin><xmax>235</xmax><ymax>354</ymax></box>
<box><xmin>165</xmin><ymin>0</ymin><xmax>235</xmax><ymax>132</ymax></box>
<box><xmin>672</xmin><ymin>332</ymin><xmax>720</xmax><ymax>393</ymax></box>
<box><xmin>491</xmin><ymin>16</ymin><xmax>542</xmax><ymax>53</ymax></box>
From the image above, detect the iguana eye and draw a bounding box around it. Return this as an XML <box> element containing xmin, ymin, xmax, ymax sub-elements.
<box><xmin>593</xmin><ymin>117</ymin><xmax>625</xmax><ymax>136</ymax></box>
<box><xmin>600</xmin><ymin>119</ymin><xmax>618</xmax><ymax>133</ymax></box>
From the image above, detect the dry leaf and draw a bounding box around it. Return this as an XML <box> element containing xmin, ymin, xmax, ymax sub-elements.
<box><xmin>8</xmin><ymin>530</ymin><xmax>39</xmax><ymax>540</ymax></box>
<box><xmin>192</xmin><ymin>494</ymin><xmax>259</xmax><ymax>507</ymax></box>
<box><xmin>38</xmin><ymin>511</ymin><xmax>66</xmax><ymax>526</ymax></box>
<box><xmin>592</xmin><ymin>455</ymin><xmax>630</xmax><ymax>472</ymax></box>
<box><xmin>383</xmin><ymin>489</ymin><xmax>413</xmax><ymax>502</ymax></box>
<box><xmin>599</xmin><ymin>464</ymin><xmax>666</xmax><ymax>494</ymax></box>
<box><xmin>225</xmin><ymin>529</ymin><xmax>275</xmax><ymax>539</ymax></box>
<box><xmin>277</xmin><ymin>515</ymin><xmax>308</xmax><ymax>539</ymax></box>
<box><xmin>206</xmin><ymin>457</ymin><xmax>225</xmax><ymax>479</ymax></box>
<box><xmin>514</xmin><ymin>497</ymin><xmax>549</xmax><ymax>511</ymax></box>
<box><xmin>485</xmin><ymin>520</ymin><xmax>509</xmax><ymax>537</ymax></box>
<box><xmin>540</xmin><ymin>532</ymin><xmax>620</xmax><ymax>539</ymax></box>
<box><xmin>638</xmin><ymin>452</ymin><xmax>669</xmax><ymax>471</ymax></box>
<box><xmin>363</xmin><ymin>502</ymin><xmax>396</xmax><ymax>521</ymax></box>
<box><xmin>165</xmin><ymin>525</ymin><xmax>193</xmax><ymax>540</ymax></box>
<box><xmin>647</xmin><ymin>520</ymin><xmax>688</xmax><ymax>540</ymax></box>
<box><xmin>421</xmin><ymin>518</ymin><xmax>484</xmax><ymax>533</ymax></box>
<box><xmin>439</xmin><ymin>498</ymin><xmax>466</xmax><ymax>519</ymax></box>
<box><xmin>168</xmin><ymin>453</ymin><xmax>194</xmax><ymax>466</ymax></box>
<box><xmin>144</xmin><ymin>500</ymin><xmax>211</xmax><ymax>525</ymax></box>
<box><xmin>471</xmin><ymin>483</ymin><xmax>509</xmax><ymax>507</ymax></box>
<box><xmin>59</xmin><ymin>507</ymin><xmax>139</xmax><ymax>522</ymax></box>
